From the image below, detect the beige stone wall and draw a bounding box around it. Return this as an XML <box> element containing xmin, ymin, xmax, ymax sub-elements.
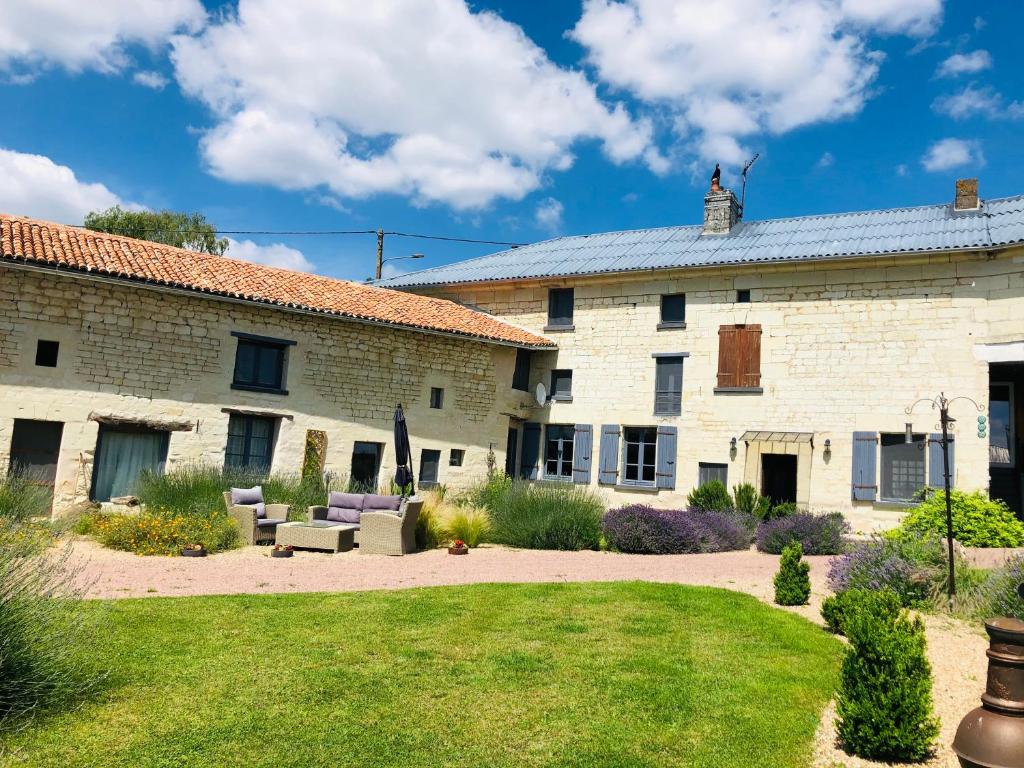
<box><xmin>0</xmin><ymin>266</ymin><xmax>521</xmax><ymax>514</ymax></box>
<box><xmin>416</xmin><ymin>248</ymin><xmax>1024</xmax><ymax>532</ymax></box>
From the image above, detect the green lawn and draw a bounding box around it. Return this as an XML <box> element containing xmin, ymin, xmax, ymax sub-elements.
<box><xmin>2</xmin><ymin>583</ymin><xmax>840</xmax><ymax>768</ymax></box>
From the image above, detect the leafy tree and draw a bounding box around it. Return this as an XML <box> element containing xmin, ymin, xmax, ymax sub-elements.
<box><xmin>84</xmin><ymin>207</ymin><xmax>228</xmax><ymax>255</ymax></box>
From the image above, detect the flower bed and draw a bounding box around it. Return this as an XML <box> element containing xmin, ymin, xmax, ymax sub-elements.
<box><xmin>81</xmin><ymin>509</ymin><xmax>240</xmax><ymax>556</ymax></box>
<box><xmin>602</xmin><ymin>505</ymin><xmax>755</xmax><ymax>554</ymax></box>
<box><xmin>756</xmin><ymin>512</ymin><xmax>849</xmax><ymax>555</ymax></box>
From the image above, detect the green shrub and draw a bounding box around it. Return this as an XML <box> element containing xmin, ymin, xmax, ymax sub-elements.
<box><xmin>443</xmin><ymin>506</ymin><xmax>491</xmax><ymax>548</ymax></box>
<box><xmin>136</xmin><ymin>464</ymin><xmax>335</xmax><ymax>521</ymax></box>
<box><xmin>821</xmin><ymin>588</ymin><xmax>901</xmax><ymax>635</ymax></box>
<box><xmin>473</xmin><ymin>477</ymin><xmax>603</xmax><ymax>550</ymax></box>
<box><xmin>687</xmin><ymin>480</ymin><xmax>732</xmax><ymax>512</ymax></box>
<box><xmin>837</xmin><ymin>607</ymin><xmax>939</xmax><ymax>761</ymax></box>
<box><xmin>0</xmin><ymin>469</ymin><xmax>53</xmax><ymax>522</ymax></box>
<box><xmin>0</xmin><ymin>523</ymin><xmax>105</xmax><ymax>730</ymax></box>
<box><xmin>774</xmin><ymin>542</ymin><xmax>811</xmax><ymax>605</ymax></box>
<box><xmin>767</xmin><ymin>501</ymin><xmax>797</xmax><ymax>519</ymax></box>
<box><xmin>87</xmin><ymin>509</ymin><xmax>240</xmax><ymax>556</ymax></box>
<box><xmin>900</xmin><ymin>489</ymin><xmax>1024</xmax><ymax>548</ymax></box>
<box><xmin>732</xmin><ymin>483</ymin><xmax>771</xmax><ymax>519</ymax></box>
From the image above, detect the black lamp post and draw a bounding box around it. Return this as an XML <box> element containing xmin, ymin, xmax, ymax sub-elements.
<box><xmin>906</xmin><ymin>392</ymin><xmax>984</xmax><ymax>608</ymax></box>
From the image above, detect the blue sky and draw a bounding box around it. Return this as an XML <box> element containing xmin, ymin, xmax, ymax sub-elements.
<box><xmin>1</xmin><ymin>1</ymin><xmax>1021</xmax><ymax>281</ymax></box>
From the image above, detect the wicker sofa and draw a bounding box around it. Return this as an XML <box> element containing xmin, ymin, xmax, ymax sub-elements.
<box><xmin>308</xmin><ymin>492</ymin><xmax>423</xmax><ymax>555</ymax></box>
<box><xmin>223</xmin><ymin>488</ymin><xmax>291</xmax><ymax>545</ymax></box>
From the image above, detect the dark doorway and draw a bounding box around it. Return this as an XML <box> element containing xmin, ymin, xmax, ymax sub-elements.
<box><xmin>9</xmin><ymin>419</ymin><xmax>64</xmax><ymax>513</ymax></box>
<box><xmin>350</xmin><ymin>441</ymin><xmax>383</xmax><ymax>491</ymax></box>
<box><xmin>989</xmin><ymin>363</ymin><xmax>1023</xmax><ymax>516</ymax></box>
<box><xmin>761</xmin><ymin>453</ymin><xmax>797</xmax><ymax>507</ymax></box>
<box><xmin>505</xmin><ymin>426</ymin><xmax>518</xmax><ymax>477</ymax></box>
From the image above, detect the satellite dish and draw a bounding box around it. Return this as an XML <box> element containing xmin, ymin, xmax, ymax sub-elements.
<box><xmin>535</xmin><ymin>382</ymin><xmax>548</xmax><ymax>406</ymax></box>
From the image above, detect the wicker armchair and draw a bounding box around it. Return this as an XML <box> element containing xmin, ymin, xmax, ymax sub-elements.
<box><xmin>359</xmin><ymin>497</ymin><xmax>423</xmax><ymax>556</ymax></box>
<box><xmin>222</xmin><ymin>492</ymin><xmax>291</xmax><ymax>545</ymax></box>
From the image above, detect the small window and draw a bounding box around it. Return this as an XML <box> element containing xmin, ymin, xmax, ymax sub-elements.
<box><xmin>654</xmin><ymin>357</ymin><xmax>684</xmax><ymax>415</ymax></box>
<box><xmin>224</xmin><ymin>414</ymin><xmax>276</xmax><ymax>472</ymax></box>
<box><xmin>420</xmin><ymin>449</ymin><xmax>441</xmax><ymax>486</ymax></box>
<box><xmin>659</xmin><ymin>294</ymin><xmax>686</xmax><ymax>327</ymax></box>
<box><xmin>544</xmin><ymin>424</ymin><xmax>574</xmax><ymax>480</ymax></box>
<box><xmin>551</xmin><ymin>369</ymin><xmax>573</xmax><ymax>400</ymax></box>
<box><xmin>880</xmin><ymin>433</ymin><xmax>926</xmax><ymax>502</ymax></box>
<box><xmin>736</xmin><ymin>289</ymin><xmax>751</xmax><ymax>303</ymax></box>
<box><xmin>35</xmin><ymin>340</ymin><xmax>59</xmax><ymax>367</ymax></box>
<box><xmin>430</xmin><ymin>387</ymin><xmax>444</xmax><ymax>409</ymax></box>
<box><xmin>716</xmin><ymin>324</ymin><xmax>762</xmax><ymax>391</ymax></box>
<box><xmin>232</xmin><ymin>332</ymin><xmax>294</xmax><ymax>394</ymax></box>
<box><xmin>449</xmin><ymin>449</ymin><xmax>465</xmax><ymax>467</ymax></box>
<box><xmin>547</xmin><ymin>287</ymin><xmax>574</xmax><ymax>328</ymax></box>
<box><xmin>698</xmin><ymin>462</ymin><xmax>728</xmax><ymax>487</ymax></box>
<box><xmin>512</xmin><ymin>348</ymin><xmax>532</xmax><ymax>392</ymax></box>
<box><xmin>622</xmin><ymin>427</ymin><xmax>657</xmax><ymax>487</ymax></box>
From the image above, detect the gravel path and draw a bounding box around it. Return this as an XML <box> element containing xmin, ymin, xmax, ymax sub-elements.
<box><xmin>65</xmin><ymin>539</ymin><xmax>990</xmax><ymax>767</ymax></box>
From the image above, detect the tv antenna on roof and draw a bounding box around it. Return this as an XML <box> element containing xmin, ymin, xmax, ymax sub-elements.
<box><xmin>739</xmin><ymin>153</ymin><xmax>760</xmax><ymax>218</ymax></box>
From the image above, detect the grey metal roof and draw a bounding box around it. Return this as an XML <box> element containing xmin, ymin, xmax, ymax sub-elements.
<box><xmin>379</xmin><ymin>194</ymin><xmax>1024</xmax><ymax>288</ymax></box>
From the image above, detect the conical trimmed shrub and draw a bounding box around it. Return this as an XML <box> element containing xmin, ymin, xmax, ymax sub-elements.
<box><xmin>774</xmin><ymin>541</ymin><xmax>811</xmax><ymax>605</ymax></box>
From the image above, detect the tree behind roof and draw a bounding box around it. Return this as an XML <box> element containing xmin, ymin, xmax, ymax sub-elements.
<box><xmin>84</xmin><ymin>207</ymin><xmax>228</xmax><ymax>256</ymax></box>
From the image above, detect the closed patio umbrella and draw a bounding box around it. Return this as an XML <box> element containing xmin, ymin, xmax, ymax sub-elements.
<box><xmin>393</xmin><ymin>403</ymin><xmax>415</xmax><ymax>497</ymax></box>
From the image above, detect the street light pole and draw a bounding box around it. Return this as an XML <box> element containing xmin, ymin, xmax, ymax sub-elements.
<box><xmin>939</xmin><ymin>396</ymin><xmax>956</xmax><ymax>607</ymax></box>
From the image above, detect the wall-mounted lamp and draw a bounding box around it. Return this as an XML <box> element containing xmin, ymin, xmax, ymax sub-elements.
<box><xmin>730</xmin><ymin>436</ymin><xmax>737</xmax><ymax>450</ymax></box>
<box><xmin>823</xmin><ymin>438</ymin><xmax>831</xmax><ymax>459</ymax></box>
<box><xmin>905</xmin><ymin>422</ymin><xmax>914</xmax><ymax>444</ymax></box>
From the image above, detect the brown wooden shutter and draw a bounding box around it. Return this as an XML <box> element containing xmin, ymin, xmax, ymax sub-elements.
<box><xmin>739</xmin><ymin>324</ymin><xmax>761</xmax><ymax>388</ymax></box>
<box><xmin>717</xmin><ymin>325</ymin><xmax>738</xmax><ymax>387</ymax></box>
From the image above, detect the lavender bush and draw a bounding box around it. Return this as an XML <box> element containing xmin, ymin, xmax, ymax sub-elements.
<box><xmin>827</xmin><ymin>531</ymin><xmax>950</xmax><ymax>607</ymax></box>
<box><xmin>602</xmin><ymin>505</ymin><xmax>755</xmax><ymax>554</ymax></box>
<box><xmin>975</xmin><ymin>554</ymin><xmax>1024</xmax><ymax>621</ymax></box>
<box><xmin>756</xmin><ymin>512</ymin><xmax>849</xmax><ymax>555</ymax></box>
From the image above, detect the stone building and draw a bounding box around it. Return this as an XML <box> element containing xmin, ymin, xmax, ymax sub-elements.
<box><xmin>0</xmin><ymin>214</ymin><xmax>553</xmax><ymax>514</ymax></box>
<box><xmin>381</xmin><ymin>179</ymin><xmax>1024</xmax><ymax>531</ymax></box>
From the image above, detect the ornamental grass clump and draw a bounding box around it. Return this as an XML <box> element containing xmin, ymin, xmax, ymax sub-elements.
<box><xmin>602</xmin><ymin>505</ymin><xmax>755</xmax><ymax>554</ymax></box>
<box><xmin>837</xmin><ymin>604</ymin><xmax>939</xmax><ymax>762</ymax></box>
<box><xmin>971</xmin><ymin>554</ymin><xmax>1024</xmax><ymax>621</ymax></box>
<box><xmin>773</xmin><ymin>542</ymin><xmax>811</xmax><ymax>605</ymax></box>
<box><xmin>478</xmin><ymin>478</ymin><xmax>603</xmax><ymax>551</ymax></box>
<box><xmin>0</xmin><ymin>469</ymin><xmax>53</xmax><ymax>522</ymax></box>
<box><xmin>756</xmin><ymin>512</ymin><xmax>849</xmax><ymax>555</ymax></box>
<box><xmin>900</xmin><ymin>489</ymin><xmax>1024</xmax><ymax>548</ymax></box>
<box><xmin>0</xmin><ymin>524</ymin><xmax>105</xmax><ymax>731</ymax></box>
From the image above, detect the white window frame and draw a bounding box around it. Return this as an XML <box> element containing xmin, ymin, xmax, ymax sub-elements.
<box><xmin>990</xmin><ymin>381</ymin><xmax>1015</xmax><ymax>467</ymax></box>
<box><xmin>621</xmin><ymin>426</ymin><xmax>658</xmax><ymax>488</ymax></box>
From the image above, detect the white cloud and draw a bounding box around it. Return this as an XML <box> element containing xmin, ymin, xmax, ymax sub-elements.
<box><xmin>934</xmin><ymin>84</ymin><xmax>1024</xmax><ymax>121</ymax></box>
<box><xmin>0</xmin><ymin>147</ymin><xmax>140</xmax><ymax>223</ymax></box>
<box><xmin>815</xmin><ymin>151</ymin><xmax>835</xmax><ymax>169</ymax></box>
<box><xmin>0</xmin><ymin>1</ymin><xmax>204</xmax><ymax>77</ymax></box>
<box><xmin>224</xmin><ymin>238</ymin><xmax>314</xmax><ymax>272</ymax></box>
<box><xmin>571</xmin><ymin>0</ymin><xmax>943</xmax><ymax>171</ymax></box>
<box><xmin>170</xmin><ymin>0</ymin><xmax>657</xmax><ymax>210</ymax></box>
<box><xmin>132</xmin><ymin>70</ymin><xmax>169</xmax><ymax>90</ymax></box>
<box><xmin>896</xmin><ymin>163</ymin><xmax>909</xmax><ymax>177</ymax></box>
<box><xmin>973</xmin><ymin>16</ymin><xmax>986</xmax><ymax>32</ymax></box>
<box><xmin>935</xmin><ymin>50</ymin><xmax>992</xmax><ymax>78</ymax></box>
<box><xmin>534</xmin><ymin>198</ymin><xmax>565</xmax><ymax>231</ymax></box>
<box><xmin>920</xmin><ymin>138</ymin><xmax>984</xmax><ymax>172</ymax></box>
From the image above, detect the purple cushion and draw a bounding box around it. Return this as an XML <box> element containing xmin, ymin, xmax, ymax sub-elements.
<box><xmin>231</xmin><ymin>486</ymin><xmax>264</xmax><ymax>505</ymax></box>
<box><xmin>327</xmin><ymin>506</ymin><xmax>360</xmax><ymax>524</ymax></box>
<box><xmin>256</xmin><ymin>518</ymin><xmax>286</xmax><ymax>528</ymax></box>
<box><xmin>328</xmin><ymin>492</ymin><xmax>365</xmax><ymax>510</ymax></box>
<box><xmin>363</xmin><ymin>494</ymin><xmax>401</xmax><ymax>511</ymax></box>
<box><xmin>254</xmin><ymin>502</ymin><xmax>266</xmax><ymax>519</ymax></box>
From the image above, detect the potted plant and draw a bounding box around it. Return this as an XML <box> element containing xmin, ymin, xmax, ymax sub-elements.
<box><xmin>181</xmin><ymin>543</ymin><xmax>207</xmax><ymax>558</ymax></box>
<box><xmin>271</xmin><ymin>544</ymin><xmax>294</xmax><ymax>559</ymax></box>
<box><xmin>448</xmin><ymin>539</ymin><xmax>469</xmax><ymax>555</ymax></box>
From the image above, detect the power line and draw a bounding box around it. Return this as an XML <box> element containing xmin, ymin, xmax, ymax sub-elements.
<box><xmin>119</xmin><ymin>227</ymin><xmax>525</xmax><ymax>247</ymax></box>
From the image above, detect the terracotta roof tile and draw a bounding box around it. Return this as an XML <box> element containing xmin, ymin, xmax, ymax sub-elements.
<box><xmin>0</xmin><ymin>213</ymin><xmax>553</xmax><ymax>348</ymax></box>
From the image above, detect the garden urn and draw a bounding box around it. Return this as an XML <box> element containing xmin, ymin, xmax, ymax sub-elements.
<box><xmin>953</xmin><ymin>616</ymin><xmax>1024</xmax><ymax>768</ymax></box>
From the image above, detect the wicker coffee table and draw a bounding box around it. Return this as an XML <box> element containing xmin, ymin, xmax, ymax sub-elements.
<box><xmin>274</xmin><ymin>521</ymin><xmax>356</xmax><ymax>553</ymax></box>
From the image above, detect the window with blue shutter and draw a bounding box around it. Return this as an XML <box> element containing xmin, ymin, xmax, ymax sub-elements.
<box><xmin>544</xmin><ymin>424</ymin><xmax>575</xmax><ymax>480</ymax></box>
<box><xmin>880</xmin><ymin>433</ymin><xmax>925</xmax><ymax>502</ymax></box>
<box><xmin>698</xmin><ymin>462</ymin><xmax>727</xmax><ymax>487</ymax></box>
<box><xmin>521</xmin><ymin>422</ymin><xmax>542</xmax><ymax>480</ymax></box>
<box><xmin>851</xmin><ymin>431</ymin><xmax>878</xmax><ymax>501</ymax></box>
<box><xmin>654</xmin><ymin>356</ymin><xmax>684</xmax><ymax>415</ymax></box>
<box><xmin>622</xmin><ymin>427</ymin><xmax>658</xmax><ymax>486</ymax></box>
<box><xmin>598</xmin><ymin>425</ymin><xmax>620</xmax><ymax>485</ymax></box>
<box><xmin>656</xmin><ymin>426</ymin><xmax>678</xmax><ymax>490</ymax></box>
<box><xmin>928</xmin><ymin>433</ymin><xmax>955</xmax><ymax>488</ymax></box>
<box><xmin>572</xmin><ymin>425</ymin><xmax>593</xmax><ymax>484</ymax></box>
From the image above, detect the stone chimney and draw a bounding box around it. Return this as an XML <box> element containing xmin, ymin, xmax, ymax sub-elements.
<box><xmin>703</xmin><ymin>177</ymin><xmax>741</xmax><ymax>235</ymax></box>
<box><xmin>954</xmin><ymin>177</ymin><xmax>979</xmax><ymax>211</ymax></box>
